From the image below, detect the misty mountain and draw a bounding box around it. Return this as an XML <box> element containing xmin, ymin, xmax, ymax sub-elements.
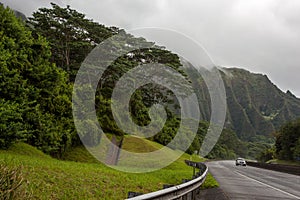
<box><xmin>13</xmin><ymin>9</ymin><xmax>27</xmax><ymax>21</ymax></box>
<box><xmin>199</xmin><ymin>67</ymin><xmax>300</xmax><ymax>141</ymax></box>
<box><xmin>0</xmin><ymin>3</ymin><xmax>27</xmax><ymax>20</ymax></box>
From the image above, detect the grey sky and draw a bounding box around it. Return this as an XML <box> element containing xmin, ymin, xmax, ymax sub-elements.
<box><xmin>2</xmin><ymin>0</ymin><xmax>300</xmax><ymax>97</ymax></box>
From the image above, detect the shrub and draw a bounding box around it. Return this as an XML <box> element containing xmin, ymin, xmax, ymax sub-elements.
<box><xmin>0</xmin><ymin>162</ymin><xmax>31</xmax><ymax>200</ymax></box>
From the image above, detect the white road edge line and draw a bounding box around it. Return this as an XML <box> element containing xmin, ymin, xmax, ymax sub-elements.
<box><xmin>235</xmin><ymin>171</ymin><xmax>300</xmax><ymax>199</ymax></box>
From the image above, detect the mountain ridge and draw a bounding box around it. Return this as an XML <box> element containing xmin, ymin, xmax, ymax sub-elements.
<box><xmin>0</xmin><ymin>2</ymin><xmax>27</xmax><ymax>20</ymax></box>
<box><xmin>219</xmin><ymin>67</ymin><xmax>300</xmax><ymax>140</ymax></box>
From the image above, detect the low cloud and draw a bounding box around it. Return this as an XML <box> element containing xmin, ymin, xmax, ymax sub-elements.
<box><xmin>2</xmin><ymin>0</ymin><xmax>300</xmax><ymax>96</ymax></box>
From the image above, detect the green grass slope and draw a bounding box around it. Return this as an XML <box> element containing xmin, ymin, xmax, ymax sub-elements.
<box><xmin>1</xmin><ymin>139</ymin><xmax>217</xmax><ymax>199</ymax></box>
<box><xmin>266</xmin><ymin>159</ymin><xmax>300</xmax><ymax>166</ymax></box>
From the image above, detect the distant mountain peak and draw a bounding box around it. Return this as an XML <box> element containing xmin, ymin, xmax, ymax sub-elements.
<box><xmin>13</xmin><ymin>10</ymin><xmax>27</xmax><ymax>21</ymax></box>
<box><xmin>286</xmin><ymin>90</ymin><xmax>297</xmax><ymax>98</ymax></box>
<box><xmin>188</xmin><ymin>66</ymin><xmax>300</xmax><ymax>141</ymax></box>
<box><xmin>220</xmin><ymin>67</ymin><xmax>300</xmax><ymax>140</ymax></box>
<box><xmin>219</xmin><ymin>67</ymin><xmax>234</xmax><ymax>78</ymax></box>
<box><xmin>0</xmin><ymin>2</ymin><xmax>27</xmax><ymax>21</ymax></box>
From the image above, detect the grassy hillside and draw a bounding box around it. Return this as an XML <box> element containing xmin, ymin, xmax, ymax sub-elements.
<box><xmin>1</xmin><ymin>139</ymin><xmax>217</xmax><ymax>199</ymax></box>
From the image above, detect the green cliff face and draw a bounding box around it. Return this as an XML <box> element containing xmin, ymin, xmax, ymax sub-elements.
<box><xmin>220</xmin><ymin>68</ymin><xmax>300</xmax><ymax>141</ymax></box>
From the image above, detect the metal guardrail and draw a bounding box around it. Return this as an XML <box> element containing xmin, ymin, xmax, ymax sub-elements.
<box><xmin>126</xmin><ymin>161</ymin><xmax>208</xmax><ymax>200</ymax></box>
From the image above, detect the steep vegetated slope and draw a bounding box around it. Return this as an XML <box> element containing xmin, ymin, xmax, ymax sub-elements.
<box><xmin>182</xmin><ymin>64</ymin><xmax>300</xmax><ymax>154</ymax></box>
<box><xmin>221</xmin><ymin>68</ymin><xmax>300</xmax><ymax>141</ymax></box>
<box><xmin>185</xmin><ymin>65</ymin><xmax>300</xmax><ymax>142</ymax></box>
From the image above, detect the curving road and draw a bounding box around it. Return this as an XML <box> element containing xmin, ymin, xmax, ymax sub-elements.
<box><xmin>205</xmin><ymin>160</ymin><xmax>300</xmax><ymax>200</ymax></box>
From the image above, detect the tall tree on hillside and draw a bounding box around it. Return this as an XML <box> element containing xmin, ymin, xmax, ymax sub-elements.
<box><xmin>275</xmin><ymin>119</ymin><xmax>300</xmax><ymax>160</ymax></box>
<box><xmin>0</xmin><ymin>5</ymin><xmax>74</xmax><ymax>156</ymax></box>
<box><xmin>28</xmin><ymin>3</ymin><xmax>118</xmax><ymax>80</ymax></box>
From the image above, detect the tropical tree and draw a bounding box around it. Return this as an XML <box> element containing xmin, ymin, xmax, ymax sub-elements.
<box><xmin>275</xmin><ymin>119</ymin><xmax>300</xmax><ymax>161</ymax></box>
<box><xmin>0</xmin><ymin>4</ymin><xmax>74</xmax><ymax>156</ymax></box>
<box><xmin>28</xmin><ymin>3</ymin><xmax>118</xmax><ymax>80</ymax></box>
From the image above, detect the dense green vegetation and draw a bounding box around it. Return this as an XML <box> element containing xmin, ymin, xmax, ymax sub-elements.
<box><xmin>255</xmin><ymin>119</ymin><xmax>300</xmax><ymax>163</ymax></box>
<box><xmin>275</xmin><ymin>119</ymin><xmax>300</xmax><ymax>161</ymax></box>
<box><xmin>28</xmin><ymin>3</ymin><xmax>117</xmax><ymax>81</ymax></box>
<box><xmin>0</xmin><ymin>5</ymin><xmax>74</xmax><ymax>156</ymax></box>
<box><xmin>196</xmin><ymin>122</ymin><xmax>273</xmax><ymax>160</ymax></box>
<box><xmin>0</xmin><ymin>3</ymin><xmax>187</xmax><ymax>155</ymax></box>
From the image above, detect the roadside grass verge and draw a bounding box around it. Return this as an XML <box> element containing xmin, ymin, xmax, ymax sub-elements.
<box><xmin>266</xmin><ymin>159</ymin><xmax>300</xmax><ymax>166</ymax></box>
<box><xmin>201</xmin><ymin>173</ymin><xmax>219</xmax><ymax>189</ymax></box>
<box><xmin>0</xmin><ymin>139</ymin><xmax>218</xmax><ymax>199</ymax></box>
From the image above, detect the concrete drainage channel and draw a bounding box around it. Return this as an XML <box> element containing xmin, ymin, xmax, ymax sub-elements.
<box><xmin>126</xmin><ymin>161</ymin><xmax>208</xmax><ymax>200</ymax></box>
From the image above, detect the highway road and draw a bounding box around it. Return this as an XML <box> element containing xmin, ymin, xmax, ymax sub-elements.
<box><xmin>205</xmin><ymin>160</ymin><xmax>300</xmax><ymax>200</ymax></box>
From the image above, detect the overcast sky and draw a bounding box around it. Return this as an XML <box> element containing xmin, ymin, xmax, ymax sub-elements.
<box><xmin>2</xmin><ymin>0</ymin><xmax>300</xmax><ymax>97</ymax></box>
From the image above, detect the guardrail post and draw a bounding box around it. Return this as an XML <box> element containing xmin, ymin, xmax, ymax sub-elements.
<box><xmin>163</xmin><ymin>184</ymin><xmax>174</xmax><ymax>189</ymax></box>
<box><xmin>193</xmin><ymin>164</ymin><xmax>196</xmax><ymax>177</ymax></box>
<box><xmin>127</xmin><ymin>191</ymin><xmax>143</xmax><ymax>198</ymax></box>
<box><xmin>192</xmin><ymin>188</ymin><xmax>199</xmax><ymax>199</ymax></box>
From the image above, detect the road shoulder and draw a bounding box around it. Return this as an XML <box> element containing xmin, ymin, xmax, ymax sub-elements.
<box><xmin>198</xmin><ymin>187</ymin><xmax>229</xmax><ymax>200</ymax></box>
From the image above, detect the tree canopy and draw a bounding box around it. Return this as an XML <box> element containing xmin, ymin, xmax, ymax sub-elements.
<box><xmin>0</xmin><ymin>5</ymin><xmax>74</xmax><ymax>156</ymax></box>
<box><xmin>28</xmin><ymin>3</ymin><xmax>118</xmax><ymax>80</ymax></box>
<box><xmin>275</xmin><ymin>119</ymin><xmax>300</xmax><ymax>161</ymax></box>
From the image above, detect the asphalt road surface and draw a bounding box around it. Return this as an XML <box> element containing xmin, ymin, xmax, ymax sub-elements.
<box><xmin>205</xmin><ymin>160</ymin><xmax>300</xmax><ymax>200</ymax></box>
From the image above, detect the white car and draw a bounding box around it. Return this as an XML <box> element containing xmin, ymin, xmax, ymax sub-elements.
<box><xmin>235</xmin><ymin>158</ymin><xmax>247</xmax><ymax>166</ymax></box>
